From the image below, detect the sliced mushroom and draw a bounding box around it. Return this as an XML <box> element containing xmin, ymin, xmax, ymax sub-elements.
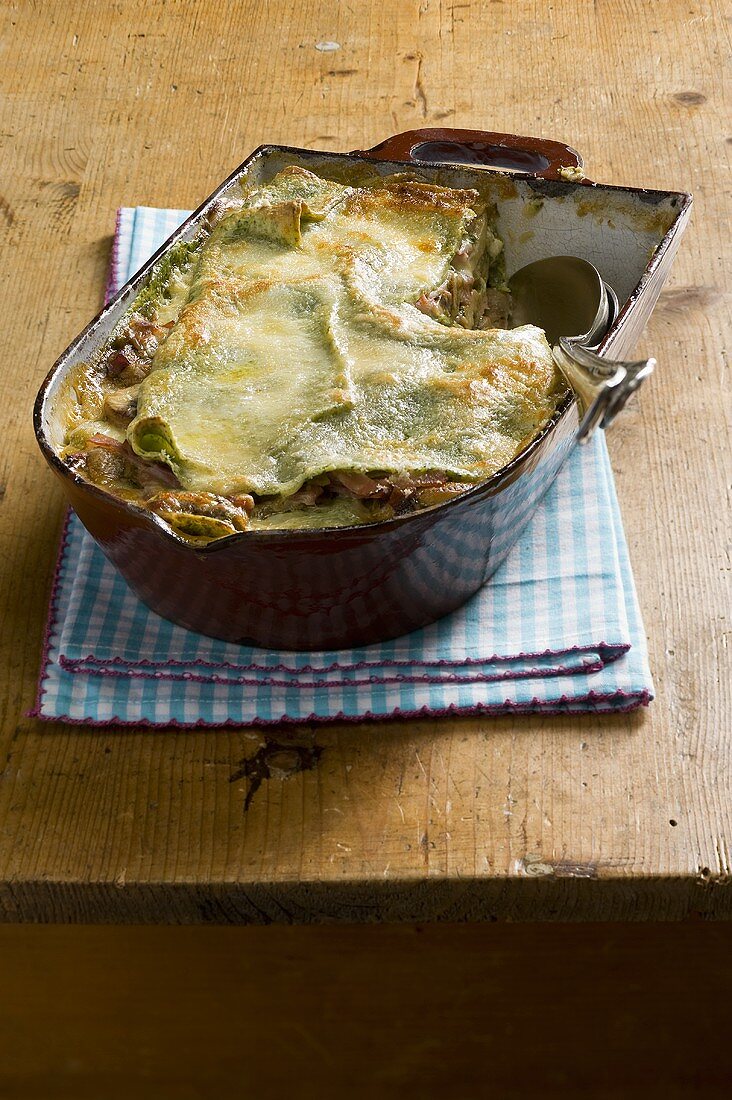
<box><xmin>147</xmin><ymin>490</ymin><xmax>251</xmax><ymax>539</ymax></box>
<box><xmin>103</xmin><ymin>384</ymin><xmax>140</xmax><ymax>428</ymax></box>
<box><xmin>413</xmin><ymin>481</ymin><xmax>474</xmax><ymax>508</ymax></box>
<box><xmin>104</xmin><ymin>343</ymin><xmax>152</xmax><ymax>385</ymax></box>
<box><xmin>84</xmin><ymin>444</ymin><xmax>128</xmax><ymax>486</ymax></box>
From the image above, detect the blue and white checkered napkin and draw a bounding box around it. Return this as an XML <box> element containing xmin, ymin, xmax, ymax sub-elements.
<box><xmin>33</xmin><ymin>207</ymin><xmax>654</xmax><ymax>726</ymax></box>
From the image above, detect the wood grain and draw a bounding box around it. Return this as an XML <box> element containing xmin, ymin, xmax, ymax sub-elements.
<box><xmin>0</xmin><ymin>0</ymin><xmax>730</xmax><ymax>922</ymax></box>
<box><xmin>1</xmin><ymin>923</ymin><xmax>732</xmax><ymax>1099</ymax></box>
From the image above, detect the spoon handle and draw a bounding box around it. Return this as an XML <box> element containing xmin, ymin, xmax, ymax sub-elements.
<box><xmin>553</xmin><ymin>338</ymin><xmax>656</xmax><ymax>443</ymax></box>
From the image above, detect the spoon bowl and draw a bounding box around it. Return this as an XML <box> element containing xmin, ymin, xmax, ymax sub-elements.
<box><xmin>507</xmin><ymin>255</ymin><xmax>654</xmax><ymax>442</ymax></box>
<box><xmin>508</xmin><ymin>255</ymin><xmax>610</xmax><ymax>345</ymax></box>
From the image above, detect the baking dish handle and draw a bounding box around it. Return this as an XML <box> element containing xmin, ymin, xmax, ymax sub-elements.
<box><xmin>354</xmin><ymin>127</ymin><xmax>589</xmax><ymax>182</ymax></box>
<box><xmin>553</xmin><ymin>339</ymin><xmax>655</xmax><ymax>442</ymax></box>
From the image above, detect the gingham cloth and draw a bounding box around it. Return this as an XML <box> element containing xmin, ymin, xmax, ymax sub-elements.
<box><xmin>32</xmin><ymin>207</ymin><xmax>654</xmax><ymax>726</ymax></box>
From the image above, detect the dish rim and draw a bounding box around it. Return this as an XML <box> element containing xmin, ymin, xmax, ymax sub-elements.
<box><xmin>33</xmin><ymin>140</ymin><xmax>693</xmax><ymax>553</ymax></box>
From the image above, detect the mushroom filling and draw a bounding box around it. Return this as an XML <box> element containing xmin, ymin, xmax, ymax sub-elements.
<box><xmin>61</xmin><ymin>166</ymin><xmax>565</xmax><ymax>541</ymax></box>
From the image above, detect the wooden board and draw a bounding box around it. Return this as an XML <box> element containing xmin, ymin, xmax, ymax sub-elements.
<box><xmin>0</xmin><ymin>0</ymin><xmax>730</xmax><ymax>922</ymax></box>
<box><xmin>1</xmin><ymin>923</ymin><xmax>732</xmax><ymax>1099</ymax></box>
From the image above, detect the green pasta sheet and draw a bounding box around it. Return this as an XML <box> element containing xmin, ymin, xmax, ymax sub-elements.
<box><xmin>128</xmin><ymin>167</ymin><xmax>562</xmax><ymax>499</ymax></box>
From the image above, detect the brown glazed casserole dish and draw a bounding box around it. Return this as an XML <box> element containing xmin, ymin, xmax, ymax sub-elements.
<box><xmin>34</xmin><ymin>128</ymin><xmax>692</xmax><ymax>649</ymax></box>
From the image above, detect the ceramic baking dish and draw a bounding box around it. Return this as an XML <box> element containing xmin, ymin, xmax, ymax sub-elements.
<box><xmin>34</xmin><ymin>127</ymin><xmax>691</xmax><ymax>649</ymax></box>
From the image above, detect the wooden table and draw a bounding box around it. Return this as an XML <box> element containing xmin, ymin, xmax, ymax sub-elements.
<box><xmin>1</xmin><ymin>0</ymin><xmax>730</xmax><ymax>926</ymax></box>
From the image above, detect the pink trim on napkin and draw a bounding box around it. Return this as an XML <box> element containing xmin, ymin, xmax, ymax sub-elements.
<box><xmin>32</xmin><ymin>692</ymin><xmax>651</xmax><ymax>729</ymax></box>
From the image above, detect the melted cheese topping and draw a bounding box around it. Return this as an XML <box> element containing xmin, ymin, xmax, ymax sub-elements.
<box><xmin>125</xmin><ymin>167</ymin><xmax>563</xmax><ymax>504</ymax></box>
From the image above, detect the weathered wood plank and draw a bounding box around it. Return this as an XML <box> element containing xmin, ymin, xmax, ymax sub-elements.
<box><xmin>0</xmin><ymin>0</ymin><xmax>729</xmax><ymax>922</ymax></box>
<box><xmin>1</xmin><ymin>923</ymin><xmax>731</xmax><ymax>1098</ymax></box>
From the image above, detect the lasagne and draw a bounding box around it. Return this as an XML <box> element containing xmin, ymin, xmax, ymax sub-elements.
<box><xmin>62</xmin><ymin>166</ymin><xmax>565</xmax><ymax>540</ymax></box>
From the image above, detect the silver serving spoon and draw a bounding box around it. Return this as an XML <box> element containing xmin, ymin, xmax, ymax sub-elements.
<box><xmin>508</xmin><ymin>256</ymin><xmax>654</xmax><ymax>442</ymax></box>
